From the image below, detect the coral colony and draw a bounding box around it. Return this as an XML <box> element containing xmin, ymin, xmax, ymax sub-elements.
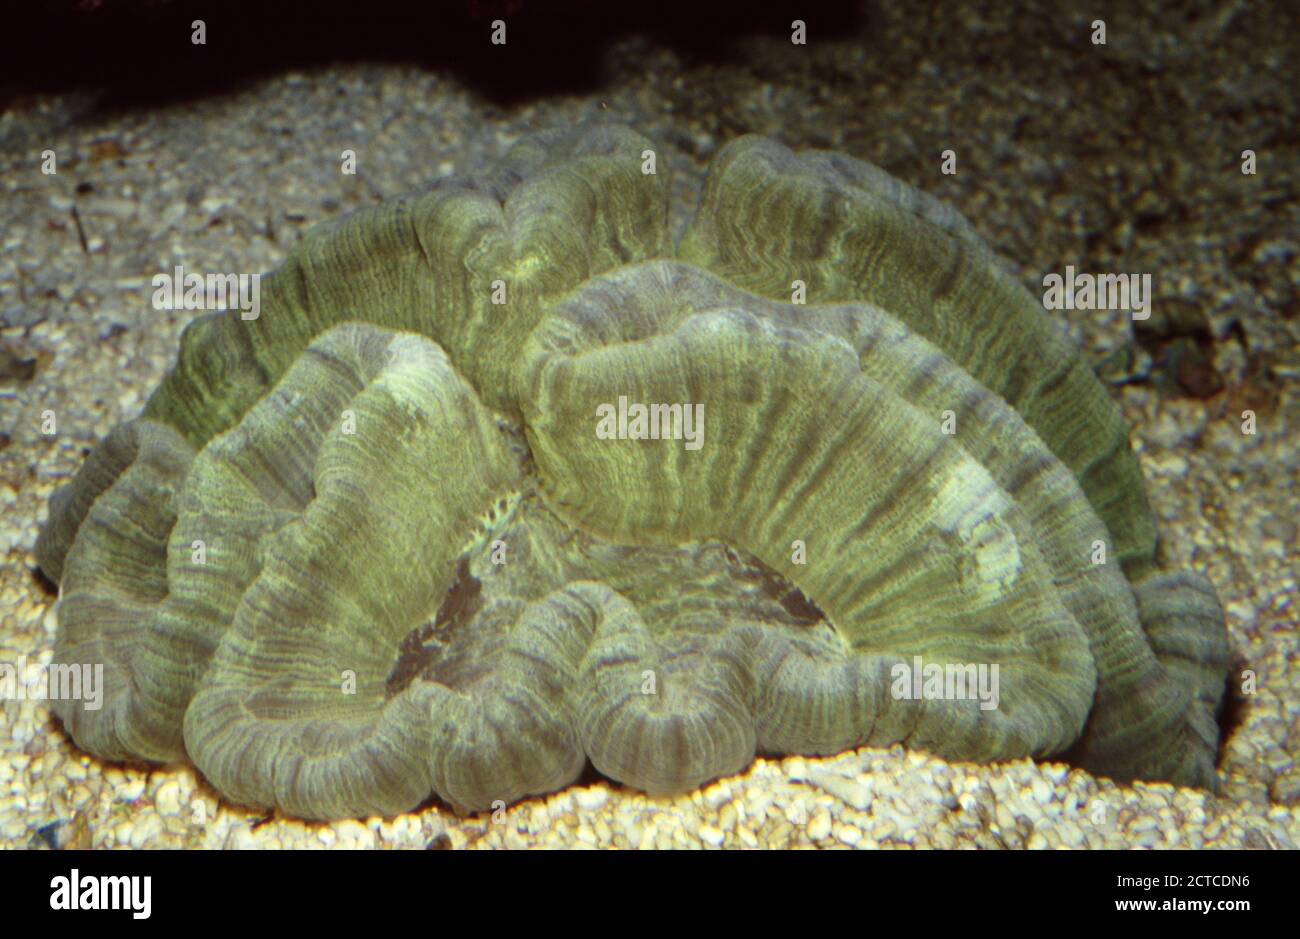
<box><xmin>38</xmin><ymin>126</ymin><xmax>1227</xmax><ymax>821</ymax></box>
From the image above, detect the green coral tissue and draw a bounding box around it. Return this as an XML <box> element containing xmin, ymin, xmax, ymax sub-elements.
<box><xmin>36</xmin><ymin>125</ymin><xmax>1229</xmax><ymax>821</ymax></box>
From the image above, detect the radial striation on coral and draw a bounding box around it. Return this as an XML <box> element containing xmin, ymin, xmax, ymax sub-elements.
<box><xmin>36</xmin><ymin>125</ymin><xmax>1229</xmax><ymax>820</ymax></box>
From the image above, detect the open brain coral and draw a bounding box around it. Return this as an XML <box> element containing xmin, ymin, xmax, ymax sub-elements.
<box><xmin>36</xmin><ymin>125</ymin><xmax>1230</xmax><ymax>820</ymax></box>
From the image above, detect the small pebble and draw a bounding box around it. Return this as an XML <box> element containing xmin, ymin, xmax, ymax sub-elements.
<box><xmin>806</xmin><ymin>809</ymin><xmax>832</xmax><ymax>842</ymax></box>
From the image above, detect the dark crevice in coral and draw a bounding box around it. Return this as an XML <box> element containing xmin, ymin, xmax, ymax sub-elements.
<box><xmin>722</xmin><ymin>544</ymin><xmax>828</xmax><ymax>628</ymax></box>
<box><xmin>385</xmin><ymin>557</ymin><xmax>484</xmax><ymax>699</ymax></box>
<box><xmin>773</xmin><ymin>580</ymin><xmax>827</xmax><ymax>626</ymax></box>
